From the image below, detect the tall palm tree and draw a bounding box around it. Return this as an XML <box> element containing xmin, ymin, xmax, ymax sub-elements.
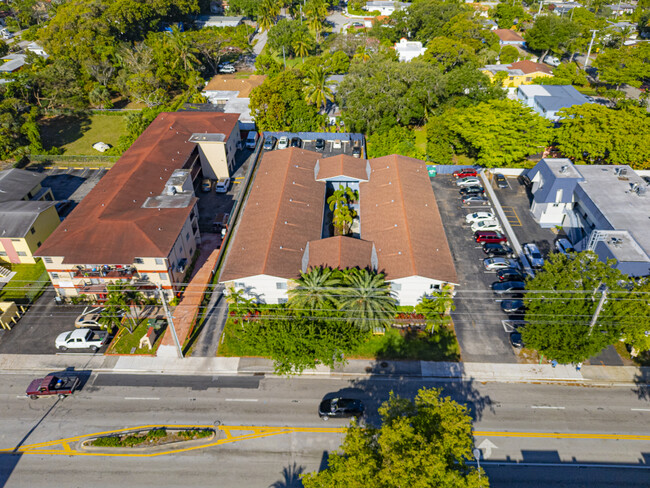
<box><xmin>99</xmin><ymin>280</ymin><xmax>145</xmax><ymax>333</ymax></box>
<box><xmin>327</xmin><ymin>185</ymin><xmax>358</xmax><ymax>236</ymax></box>
<box><xmin>338</xmin><ymin>269</ymin><xmax>396</xmax><ymax>331</ymax></box>
<box><xmin>167</xmin><ymin>26</ymin><xmax>200</xmax><ymax>72</ymax></box>
<box><xmin>304</xmin><ymin>0</ymin><xmax>328</xmax><ymax>42</ymax></box>
<box><xmin>288</xmin><ymin>267</ymin><xmax>342</xmax><ymax>313</ymax></box>
<box><xmin>258</xmin><ymin>0</ymin><xmax>280</xmax><ymax>32</ymax></box>
<box><xmin>292</xmin><ymin>32</ymin><xmax>312</xmax><ymax>62</ymax></box>
<box><xmin>304</xmin><ymin>65</ymin><xmax>334</xmax><ymax>110</ymax></box>
<box><xmin>353</xmin><ymin>44</ymin><xmax>371</xmax><ymax>63</ymax></box>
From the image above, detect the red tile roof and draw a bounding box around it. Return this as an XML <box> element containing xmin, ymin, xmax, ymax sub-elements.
<box><xmin>36</xmin><ymin>112</ymin><xmax>240</xmax><ymax>265</ymax></box>
<box><xmin>307</xmin><ymin>236</ymin><xmax>375</xmax><ymax>271</ymax></box>
<box><xmin>508</xmin><ymin>60</ymin><xmax>553</xmax><ymax>75</ymax></box>
<box><xmin>316</xmin><ymin>154</ymin><xmax>369</xmax><ymax>181</ymax></box>
<box><xmin>495</xmin><ymin>29</ymin><xmax>525</xmax><ymax>42</ymax></box>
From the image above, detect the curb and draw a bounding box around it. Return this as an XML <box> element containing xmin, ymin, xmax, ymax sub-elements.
<box><xmin>78</xmin><ymin>428</ymin><xmax>223</xmax><ymax>454</ymax></box>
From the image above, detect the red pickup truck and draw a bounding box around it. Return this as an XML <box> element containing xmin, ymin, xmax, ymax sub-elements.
<box><xmin>26</xmin><ymin>375</ymin><xmax>80</xmax><ymax>399</ymax></box>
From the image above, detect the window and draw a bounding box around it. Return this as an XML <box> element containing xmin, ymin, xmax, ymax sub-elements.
<box><xmin>555</xmin><ymin>189</ymin><xmax>563</xmax><ymax>203</ymax></box>
<box><xmin>235</xmin><ymin>282</ymin><xmax>245</xmax><ymax>289</ymax></box>
<box><xmin>525</xmin><ymin>77</ymin><xmax>532</xmax><ymax>82</ymax></box>
<box><xmin>278</xmin><ymin>298</ymin><xmax>288</xmax><ymax>304</ymax></box>
<box><xmin>430</xmin><ymin>284</ymin><xmax>441</xmax><ymax>290</ymax></box>
<box><xmin>0</xmin><ymin>252</ymin><xmax>6</xmax><ymax>257</ymax></box>
<box><xmin>508</xmin><ymin>76</ymin><xmax>514</xmax><ymax>80</ymax></box>
<box><xmin>276</xmin><ymin>282</ymin><xmax>287</xmax><ymax>290</ymax></box>
<box><xmin>30</xmin><ymin>227</ymin><xmax>36</xmax><ymax>235</ymax></box>
<box><xmin>51</xmin><ymin>273</ymin><xmax>59</xmax><ymax>279</ymax></box>
<box><xmin>17</xmin><ymin>252</ymin><xmax>27</xmax><ymax>256</ymax></box>
<box><xmin>11</xmin><ymin>239</ymin><xmax>20</xmax><ymax>242</ymax></box>
<box><xmin>155</xmin><ymin>258</ymin><xmax>164</xmax><ymax>265</ymax></box>
<box><xmin>44</xmin><ymin>257</ymin><xmax>53</xmax><ymax>263</ymax></box>
<box><xmin>186</xmin><ymin>232</ymin><xmax>190</xmax><ymax>241</ymax></box>
<box><xmin>134</xmin><ymin>258</ymin><xmax>144</xmax><ymax>264</ymax></box>
<box><xmin>37</xmin><ymin>242</ymin><xmax>41</xmax><ymax>247</ymax></box>
<box><xmin>392</xmin><ymin>283</ymin><xmax>402</xmax><ymax>291</ymax></box>
<box><xmin>159</xmin><ymin>273</ymin><xmax>169</xmax><ymax>281</ymax></box>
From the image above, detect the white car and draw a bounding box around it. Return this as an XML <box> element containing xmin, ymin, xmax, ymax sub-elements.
<box><xmin>218</xmin><ymin>64</ymin><xmax>235</xmax><ymax>73</ymax></box>
<box><xmin>277</xmin><ymin>136</ymin><xmax>289</xmax><ymax>149</ymax></box>
<box><xmin>92</xmin><ymin>142</ymin><xmax>111</xmax><ymax>153</ymax></box>
<box><xmin>545</xmin><ymin>55</ymin><xmax>561</xmax><ymax>67</ymax></box>
<box><xmin>0</xmin><ymin>29</ymin><xmax>13</xmax><ymax>40</ymax></box>
<box><xmin>456</xmin><ymin>177</ymin><xmax>481</xmax><ymax>187</ymax></box>
<box><xmin>74</xmin><ymin>313</ymin><xmax>103</xmax><ymax>329</ymax></box>
<box><xmin>465</xmin><ymin>212</ymin><xmax>495</xmax><ymax>224</ymax></box>
<box><xmin>484</xmin><ymin>257</ymin><xmax>519</xmax><ymax>271</ymax></box>
<box><xmin>555</xmin><ymin>238</ymin><xmax>575</xmax><ymax>255</ymax></box>
<box><xmin>471</xmin><ymin>219</ymin><xmax>502</xmax><ymax>233</ymax></box>
<box><xmin>215</xmin><ymin>178</ymin><xmax>231</xmax><ymax>193</ymax></box>
<box><xmin>523</xmin><ymin>243</ymin><xmax>544</xmax><ymax>268</ymax></box>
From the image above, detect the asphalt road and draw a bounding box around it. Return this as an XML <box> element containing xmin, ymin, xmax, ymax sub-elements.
<box><xmin>0</xmin><ymin>374</ymin><xmax>649</xmax><ymax>487</ymax></box>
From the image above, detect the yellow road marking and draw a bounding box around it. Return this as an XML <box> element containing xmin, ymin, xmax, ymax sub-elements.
<box><xmin>2</xmin><ymin>426</ymin><xmax>645</xmax><ymax>458</ymax></box>
<box><xmin>500</xmin><ymin>206</ymin><xmax>522</xmax><ymax>226</ymax></box>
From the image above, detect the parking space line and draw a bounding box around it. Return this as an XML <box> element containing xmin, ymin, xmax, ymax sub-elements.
<box><xmin>501</xmin><ymin>206</ymin><xmax>522</xmax><ymax>226</ymax></box>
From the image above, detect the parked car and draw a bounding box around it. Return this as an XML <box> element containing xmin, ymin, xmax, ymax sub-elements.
<box><xmin>245</xmin><ymin>131</ymin><xmax>258</xmax><ymax>149</ymax></box>
<box><xmin>453</xmin><ymin>168</ymin><xmax>477</xmax><ymax>179</ymax></box>
<box><xmin>290</xmin><ymin>137</ymin><xmax>302</xmax><ymax>148</ymax></box>
<box><xmin>201</xmin><ymin>178</ymin><xmax>212</xmax><ymax>192</ymax></box>
<box><xmin>484</xmin><ymin>257</ymin><xmax>519</xmax><ymax>271</ymax></box>
<box><xmin>456</xmin><ymin>177</ymin><xmax>481</xmax><ymax>187</ymax></box>
<box><xmin>494</xmin><ymin>173</ymin><xmax>508</xmax><ymax>188</ymax></box>
<box><xmin>459</xmin><ymin>186</ymin><xmax>485</xmax><ymax>197</ymax></box>
<box><xmin>26</xmin><ymin>375</ymin><xmax>80</xmax><ymax>400</ymax></box>
<box><xmin>215</xmin><ymin>178</ymin><xmax>231</xmax><ymax>193</ymax></box>
<box><xmin>218</xmin><ymin>64</ymin><xmax>236</xmax><ymax>73</ymax></box>
<box><xmin>92</xmin><ymin>142</ymin><xmax>111</xmax><ymax>153</ymax></box>
<box><xmin>318</xmin><ymin>397</ymin><xmax>365</xmax><ymax>420</ymax></box>
<box><xmin>315</xmin><ymin>138</ymin><xmax>325</xmax><ymax>151</ymax></box>
<box><xmin>465</xmin><ymin>212</ymin><xmax>495</xmax><ymax>224</ymax></box>
<box><xmin>352</xmin><ymin>146</ymin><xmax>362</xmax><ymax>158</ymax></box>
<box><xmin>471</xmin><ymin>219</ymin><xmax>501</xmax><ymax>233</ymax></box>
<box><xmin>496</xmin><ymin>268</ymin><xmax>525</xmax><ymax>282</ymax></box>
<box><xmin>277</xmin><ymin>136</ymin><xmax>289</xmax><ymax>149</ymax></box>
<box><xmin>263</xmin><ymin>135</ymin><xmax>276</xmax><ymax>150</ymax></box>
<box><xmin>482</xmin><ymin>243</ymin><xmax>514</xmax><ymax>258</ymax></box>
<box><xmin>545</xmin><ymin>55</ymin><xmax>561</xmax><ymax>67</ymax></box>
<box><xmin>491</xmin><ymin>280</ymin><xmax>526</xmax><ymax>295</ymax></box>
<box><xmin>555</xmin><ymin>238</ymin><xmax>575</xmax><ymax>255</ymax></box>
<box><xmin>523</xmin><ymin>243</ymin><xmax>544</xmax><ymax>268</ymax></box>
<box><xmin>0</xmin><ymin>28</ymin><xmax>13</xmax><ymax>40</ymax></box>
<box><xmin>509</xmin><ymin>332</ymin><xmax>524</xmax><ymax>348</ymax></box>
<box><xmin>74</xmin><ymin>313</ymin><xmax>103</xmax><ymax>329</ymax></box>
<box><xmin>500</xmin><ymin>299</ymin><xmax>526</xmax><ymax>314</ymax></box>
<box><xmin>462</xmin><ymin>195</ymin><xmax>489</xmax><ymax>206</ymax></box>
<box><xmin>55</xmin><ymin>328</ymin><xmax>108</xmax><ymax>352</ymax></box>
<box><xmin>474</xmin><ymin>230</ymin><xmax>507</xmax><ymax>244</ymax></box>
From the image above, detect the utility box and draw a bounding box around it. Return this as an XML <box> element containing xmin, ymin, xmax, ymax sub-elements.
<box><xmin>427</xmin><ymin>165</ymin><xmax>437</xmax><ymax>177</ymax></box>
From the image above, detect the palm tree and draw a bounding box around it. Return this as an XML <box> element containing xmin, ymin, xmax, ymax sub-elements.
<box><xmin>288</xmin><ymin>267</ymin><xmax>342</xmax><ymax>313</ymax></box>
<box><xmin>353</xmin><ymin>44</ymin><xmax>371</xmax><ymax>63</ymax></box>
<box><xmin>338</xmin><ymin>269</ymin><xmax>396</xmax><ymax>331</ymax></box>
<box><xmin>304</xmin><ymin>0</ymin><xmax>328</xmax><ymax>42</ymax></box>
<box><xmin>258</xmin><ymin>0</ymin><xmax>280</xmax><ymax>32</ymax></box>
<box><xmin>167</xmin><ymin>26</ymin><xmax>200</xmax><ymax>72</ymax></box>
<box><xmin>304</xmin><ymin>66</ymin><xmax>334</xmax><ymax>110</ymax></box>
<box><xmin>99</xmin><ymin>280</ymin><xmax>145</xmax><ymax>333</ymax></box>
<box><xmin>292</xmin><ymin>32</ymin><xmax>312</xmax><ymax>62</ymax></box>
<box><xmin>327</xmin><ymin>185</ymin><xmax>358</xmax><ymax>236</ymax></box>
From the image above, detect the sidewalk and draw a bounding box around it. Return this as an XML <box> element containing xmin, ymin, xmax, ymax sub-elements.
<box><xmin>0</xmin><ymin>354</ymin><xmax>647</xmax><ymax>386</ymax></box>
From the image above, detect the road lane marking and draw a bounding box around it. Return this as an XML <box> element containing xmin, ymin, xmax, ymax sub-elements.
<box><xmin>631</xmin><ymin>408</ymin><xmax>650</xmax><ymax>412</ymax></box>
<box><xmin>531</xmin><ymin>406</ymin><xmax>565</xmax><ymax>409</ymax></box>
<box><xmin>225</xmin><ymin>398</ymin><xmax>258</xmax><ymax>402</ymax></box>
<box><xmin>474</xmin><ymin>431</ymin><xmax>650</xmax><ymax>440</ymax></box>
<box><xmin>124</xmin><ymin>397</ymin><xmax>160</xmax><ymax>401</ymax></box>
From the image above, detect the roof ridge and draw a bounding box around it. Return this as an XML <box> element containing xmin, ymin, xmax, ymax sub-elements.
<box><xmin>392</xmin><ymin>155</ymin><xmax>417</xmax><ymax>277</ymax></box>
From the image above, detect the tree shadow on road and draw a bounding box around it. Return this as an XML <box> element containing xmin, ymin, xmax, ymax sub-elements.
<box><xmin>632</xmin><ymin>368</ymin><xmax>650</xmax><ymax>401</ymax></box>
<box><xmin>269</xmin><ymin>462</ymin><xmax>305</xmax><ymax>488</ymax></box>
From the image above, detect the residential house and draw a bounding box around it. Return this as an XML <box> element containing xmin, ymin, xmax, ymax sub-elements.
<box><xmin>0</xmin><ymin>169</ymin><xmax>58</xmax><ymax>264</ymax></box>
<box><xmin>363</xmin><ymin>1</ymin><xmax>411</xmax><ymax>15</ymax></box>
<box><xmin>608</xmin><ymin>3</ymin><xmax>635</xmax><ymax>16</ymax></box>
<box><xmin>220</xmin><ymin>150</ymin><xmax>458</xmax><ymax>306</ymax></box>
<box><xmin>517</xmin><ymin>84</ymin><xmax>591</xmax><ymax>121</ymax></box>
<box><xmin>483</xmin><ymin>60</ymin><xmax>553</xmax><ymax>87</ymax></box>
<box><xmin>550</xmin><ymin>2</ymin><xmax>581</xmax><ymax>15</ymax></box>
<box><xmin>202</xmin><ymin>74</ymin><xmax>266</xmax><ymax>131</ymax></box>
<box><xmin>0</xmin><ymin>54</ymin><xmax>27</xmax><ymax>74</ymax></box>
<box><xmin>35</xmin><ymin>112</ymin><xmax>241</xmax><ymax>301</ymax></box>
<box><xmin>494</xmin><ymin>29</ymin><xmax>526</xmax><ymax>46</ymax></box>
<box><xmin>194</xmin><ymin>15</ymin><xmax>243</xmax><ymax>28</ymax></box>
<box><xmin>394</xmin><ymin>38</ymin><xmax>427</xmax><ymax>62</ymax></box>
<box><xmin>525</xmin><ymin>159</ymin><xmax>650</xmax><ymax>277</ymax></box>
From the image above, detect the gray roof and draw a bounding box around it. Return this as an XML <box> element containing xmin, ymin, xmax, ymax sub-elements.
<box><xmin>521</xmin><ymin>85</ymin><xmax>590</xmax><ymax>112</ymax></box>
<box><xmin>0</xmin><ymin>54</ymin><xmax>27</xmax><ymax>73</ymax></box>
<box><xmin>0</xmin><ymin>200</ymin><xmax>56</xmax><ymax>238</ymax></box>
<box><xmin>536</xmin><ymin>95</ymin><xmax>589</xmax><ymax>112</ymax></box>
<box><xmin>189</xmin><ymin>133</ymin><xmax>227</xmax><ymax>143</ymax></box>
<box><xmin>0</xmin><ymin>169</ymin><xmax>46</xmax><ymax>203</ymax></box>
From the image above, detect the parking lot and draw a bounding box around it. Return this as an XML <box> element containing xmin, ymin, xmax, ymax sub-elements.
<box><xmin>260</xmin><ymin>132</ymin><xmax>365</xmax><ymax>159</ymax></box>
<box><xmin>0</xmin><ymin>290</ymin><xmax>110</xmax><ymax>355</ymax></box>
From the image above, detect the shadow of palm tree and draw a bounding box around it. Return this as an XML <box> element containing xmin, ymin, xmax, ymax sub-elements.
<box><xmin>269</xmin><ymin>462</ymin><xmax>305</xmax><ymax>488</ymax></box>
<box><xmin>633</xmin><ymin>368</ymin><xmax>650</xmax><ymax>401</ymax></box>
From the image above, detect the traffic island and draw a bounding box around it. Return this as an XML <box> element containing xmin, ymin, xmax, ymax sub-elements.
<box><xmin>79</xmin><ymin>427</ymin><xmax>223</xmax><ymax>454</ymax></box>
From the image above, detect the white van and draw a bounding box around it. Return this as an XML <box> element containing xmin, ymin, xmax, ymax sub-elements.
<box><xmin>0</xmin><ymin>29</ymin><xmax>13</xmax><ymax>40</ymax></box>
<box><xmin>245</xmin><ymin>131</ymin><xmax>258</xmax><ymax>149</ymax></box>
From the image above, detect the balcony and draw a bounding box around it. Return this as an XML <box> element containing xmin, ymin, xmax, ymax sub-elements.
<box><xmin>74</xmin><ymin>266</ymin><xmax>137</xmax><ymax>280</ymax></box>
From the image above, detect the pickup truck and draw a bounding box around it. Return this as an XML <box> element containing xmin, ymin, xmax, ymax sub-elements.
<box><xmin>55</xmin><ymin>328</ymin><xmax>108</xmax><ymax>352</ymax></box>
<box><xmin>26</xmin><ymin>375</ymin><xmax>80</xmax><ymax>399</ymax></box>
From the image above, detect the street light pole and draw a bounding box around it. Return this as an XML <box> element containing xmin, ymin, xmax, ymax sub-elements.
<box><xmin>473</xmin><ymin>448</ymin><xmax>481</xmax><ymax>480</ymax></box>
<box><xmin>584</xmin><ymin>29</ymin><xmax>598</xmax><ymax>70</ymax></box>
<box><xmin>588</xmin><ymin>285</ymin><xmax>608</xmax><ymax>337</ymax></box>
<box><xmin>158</xmin><ymin>284</ymin><xmax>184</xmax><ymax>358</ymax></box>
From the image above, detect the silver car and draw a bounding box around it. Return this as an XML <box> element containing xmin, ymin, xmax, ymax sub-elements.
<box><xmin>523</xmin><ymin>243</ymin><xmax>544</xmax><ymax>268</ymax></box>
<box><xmin>456</xmin><ymin>177</ymin><xmax>481</xmax><ymax>187</ymax></box>
<box><xmin>471</xmin><ymin>219</ymin><xmax>502</xmax><ymax>233</ymax></box>
<box><xmin>555</xmin><ymin>238</ymin><xmax>575</xmax><ymax>255</ymax></box>
<box><xmin>484</xmin><ymin>257</ymin><xmax>519</xmax><ymax>271</ymax></box>
<box><xmin>465</xmin><ymin>212</ymin><xmax>495</xmax><ymax>224</ymax></box>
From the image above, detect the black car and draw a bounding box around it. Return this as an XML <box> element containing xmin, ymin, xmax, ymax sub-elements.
<box><xmin>496</xmin><ymin>268</ymin><xmax>525</xmax><ymax>282</ymax></box>
<box><xmin>500</xmin><ymin>299</ymin><xmax>525</xmax><ymax>314</ymax></box>
<box><xmin>495</xmin><ymin>173</ymin><xmax>508</xmax><ymax>188</ymax></box>
<box><xmin>491</xmin><ymin>280</ymin><xmax>526</xmax><ymax>295</ymax></box>
<box><xmin>510</xmin><ymin>332</ymin><xmax>524</xmax><ymax>348</ymax></box>
<box><xmin>290</xmin><ymin>137</ymin><xmax>302</xmax><ymax>148</ymax></box>
<box><xmin>352</xmin><ymin>146</ymin><xmax>362</xmax><ymax>158</ymax></box>
<box><xmin>315</xmin><ymin>138</ymin><xmax>325</xmax><ymax>151</ymax></box>
<box><xmin>459</xmin><ymin>186</ymin><xmax>485</xmax><ymax>196</ymax></box>
<box><xmin>482</xmin><ymin>243</ymin><xmax>514</xmax><ymax>258</ymax></box>
<box><xmin>262</xmin><ymin>135</ymin><xmax>276</xmax><ymax>150</ymax></box>
<box><xmin>318</xmin><ymin>397</ymin><xmax>365</xmax><ymax>420</ymax></box>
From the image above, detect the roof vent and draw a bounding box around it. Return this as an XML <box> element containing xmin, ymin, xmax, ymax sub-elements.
<box><xmin>559</xmin><ymin>165</ymin><xmax>568</xmax><ymax>174</ymax></box>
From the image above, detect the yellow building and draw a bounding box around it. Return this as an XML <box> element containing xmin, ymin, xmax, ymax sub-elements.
<box><xmin>482</xmin><ymin>60</ymin><xmax>554</xmax><ymax>88</ymax></box>
<box><xmin>0</xmin><ymin>169</ymin><xmax>59</xmax><ymax>264</ymax></box>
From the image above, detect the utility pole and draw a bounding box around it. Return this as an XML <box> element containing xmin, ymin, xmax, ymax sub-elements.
<box><xmin>158</xmin><ymin>284</ymin><xmax>184</xmax><ymax>358</ymax></box>
<box><xmin>588</xmin><ymin>285</ymin><xmax>608</xmax><ymax>337</ymax></box>
<box><xmin>282</xmin><ymin>45</ymin><xmax>286</xmax><ymax>69</ymax></box>
<box><xmin>537</xmin><ymin>1</ymin><xmax>544</xmax><ymax>16</ymax></box>
<box><xmin>584</xmin><ymin>29</ymin><xmax>598</xmax><ymax>70</ymax></box>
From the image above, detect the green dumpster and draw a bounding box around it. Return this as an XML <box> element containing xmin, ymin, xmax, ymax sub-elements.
<box><xmin>426</xmin><ymin>165</ymin><xmax>437</xmax><ymax>177</ymax></box>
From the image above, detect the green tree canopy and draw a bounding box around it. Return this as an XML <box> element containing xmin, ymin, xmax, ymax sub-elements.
<box><xmin>288</xmin><ymin>267</ymin><xmax>342</xmax><ymax>313</ymax></box>
<box><xmin>491</xmin><ymin>2</ymin><xmax>526</xmax><ymax>29</ymax></box>
<box><xmin>267</xmin><ymin>19</ymin><xmax>315</xmax><ymax>57</ymax></box>
<box><xmin>366</xmin><ymin>126</ymin><xmax>425</xmax><ymax>159</ymax></box>
<box><xmin>554</xmin><ymin>104</ymin><xmax>650</xmax><ymax>169</ymax></box>
<box><xmin>337</xmin><ymin>268</ymin><xmax>396</xmax><ymax>331</ymax></box>
<box><xmin>525</xmin><ymin>14</ymin><xmax>580</xmax><ymax>61</ymax></box>
<box><xmin>593</xmin><ymin>44</ymin><xmax>650</xmax><ymax>89</ymax></box>
<box><xmin>302</xmin><ymin>387</ymin><xmax>488</xmax><ymax>488</ymax></box>
<box><xmin>522</xmin><ymin>252</ymin><xmax>644</xmax><ymax>363</ymax></box>
<box><xmin>420</xmin><ymin>36</ymin><xmax>479</xmax><ymax>72</ymax></box>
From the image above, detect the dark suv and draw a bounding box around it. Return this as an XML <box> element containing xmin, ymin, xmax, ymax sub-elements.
<box><xmin>290</xmin><ymin>137</ymin><xmax>302</xmax><ymax>148</ymax></box>
<box><xmin>459</xmin><ymin>186</ymin><xmax>485</xmax><ymax>196</ymax></box>
<box><xmin>482</xmin><ymin>243</ymin><xmax>514</xmax><ymax>258</ymax></box>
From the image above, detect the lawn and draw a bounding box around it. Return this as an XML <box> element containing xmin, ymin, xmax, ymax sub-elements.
<box><xmin>0</xmin><ymin>260</ymin><xmax>49</xmax><ymax>304</ymax></box>
<box><xmin>414</xmin><ymin>127</ymin><xmax>427</xmax><ymax>153</ymax></box>
<box><xmin>107</xmin><ymin>320</ymin><xmax>166</xmax><ymax>355</ymax></box>
<box><xmin>39</xmin><ymin>113</ymin><xmax>128</xmax><ymax>155</ymax></box>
